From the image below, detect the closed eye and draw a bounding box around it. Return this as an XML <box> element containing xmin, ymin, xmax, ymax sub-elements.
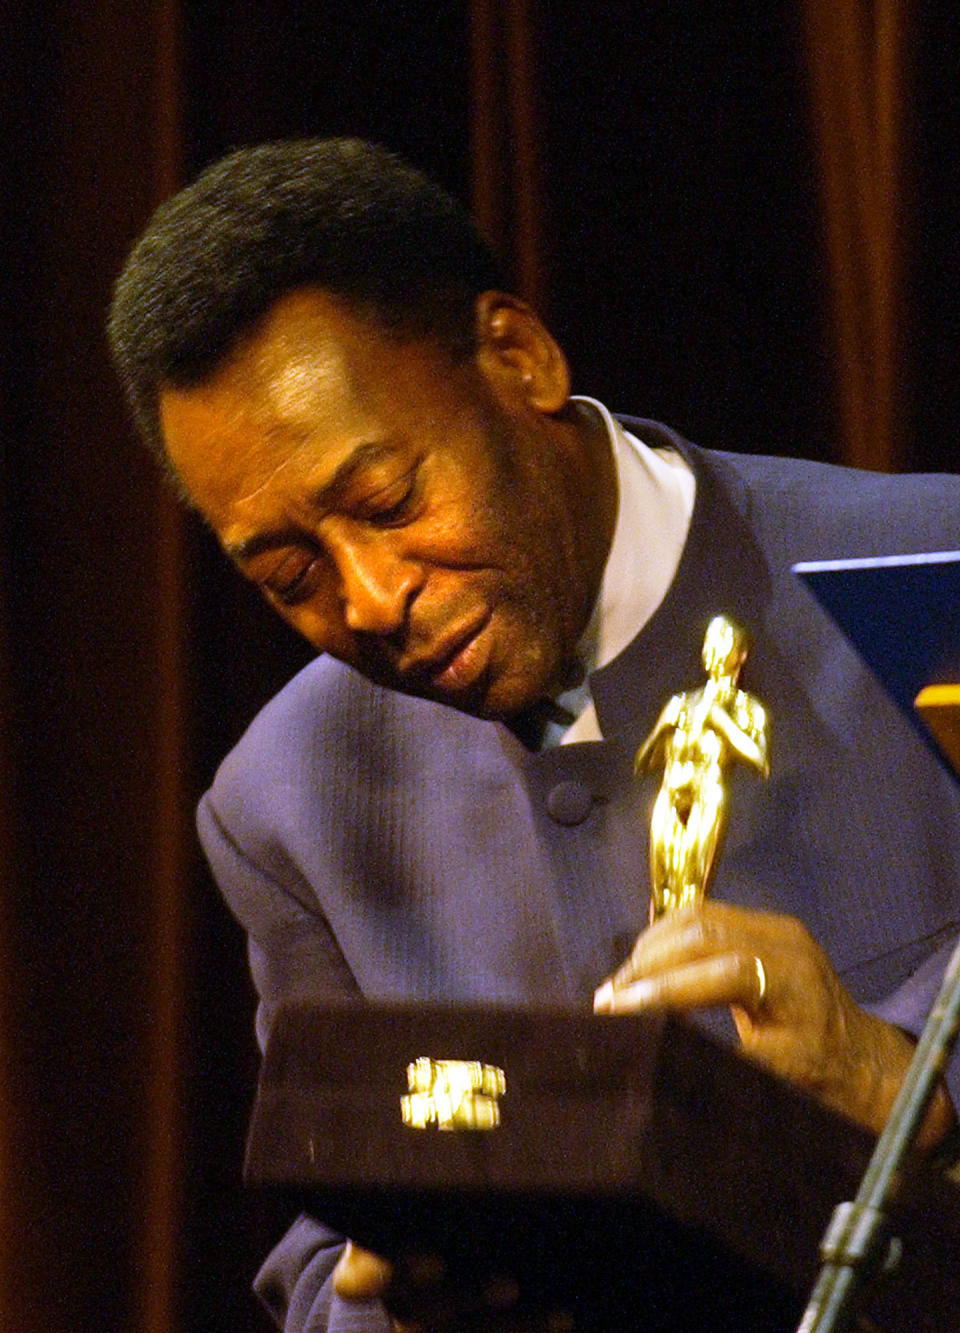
<box><xmin>354</xmin><ymin>466</ymin><xmax>419</xmax><ymax>527</ymax></box>
<box><xmin>272</xmin><ymin>561</ymin><xmax>320</xmax><ymax>606</ymax></box>
<box><xmin>258</xmin><ymin>547</ymin><xmax>325</xmax><ymax>607</ymax></box>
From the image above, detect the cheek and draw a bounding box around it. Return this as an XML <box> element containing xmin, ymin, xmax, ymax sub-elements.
<box><xmin>420</xmin><ymin>455</ymin><xmax>509</xmax><ymax>557</ymax></box>
<box><xmin>398</xmin><ymin>493</ymin><xmax>514</xmax><ymax>582</ymax></box>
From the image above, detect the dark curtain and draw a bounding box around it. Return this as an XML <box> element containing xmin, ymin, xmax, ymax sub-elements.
<box><xmin>2</xmin><ymin>4</ymin><xmax>192</xmax><ymax>1331</ymax></box>
<box><xmin>1</xmin><ymin>3</ymin><xmax>957</xmax><ymax>1330</ymax></box>
<box><xmin>802</xmin><ymin>0</ymin><xmax>910</xmax><ymax>470</ymax></box>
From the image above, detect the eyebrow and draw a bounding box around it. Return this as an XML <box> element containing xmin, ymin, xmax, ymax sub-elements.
<box><xmin>224</xmin><ymin>441</ymin><xmax>399</xmax><ymax>562</ymax></box>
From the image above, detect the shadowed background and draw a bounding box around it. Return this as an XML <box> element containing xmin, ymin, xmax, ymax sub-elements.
<box><xmin>1</xmin><ymin>2</ymin><xmax>958</xmax><ymax>1329</ymax></box>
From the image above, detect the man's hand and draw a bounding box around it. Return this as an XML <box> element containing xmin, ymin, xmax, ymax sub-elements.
<box><xmin>333</xmin><ymin>1240</ymin><xmax>395</xmax><ymax>1302</ymax></box>
<box><xmin>333</xmin><ymin>1243</ymin><xmax>422</xmax><ymax>1332</ymax></box>
<box><xmin>333</xmin><ymin>1240</ymin><xmax>575</xmax><ymax>1330</ymax></box>
<box><xmin>593</xmin><ymin>901</ymin><xmax>955</xmax><ymax>1151</ymax></box>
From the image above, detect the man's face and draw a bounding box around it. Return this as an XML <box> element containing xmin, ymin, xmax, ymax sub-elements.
<box><xmin>160</xmin><ymin>288</ymin><xmax>614</xmax><ymax>718</ymax></box>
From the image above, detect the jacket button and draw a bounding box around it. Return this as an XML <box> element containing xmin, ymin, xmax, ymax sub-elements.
<box><xmin>546</xmin><ymin>780</ymin><xmax>593</xmax><ymax>825</ymax></box>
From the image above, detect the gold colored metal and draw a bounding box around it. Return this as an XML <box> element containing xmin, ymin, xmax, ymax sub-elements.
<box><xmin>635</xmin><ymin>615</ymin><xmax>770</xmax><ymax>918</ymax></box>
<box><xmin>751</xmin><ymin>954</ymin><xmax>767</xmax><ymax>1008</ymax></box>
<box><xmin>401</xmin><ymin>1058</ymin><xmax>506</xmax><ymax>1131</ymax></box>
<box><xmin>914</xmin><ymin>683</ymin><xmax>960</xmax><ymax>775</ymax></box>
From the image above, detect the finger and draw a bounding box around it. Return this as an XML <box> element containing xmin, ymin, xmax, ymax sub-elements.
<box><xmin>333</xmin><ymin>1241</ymin><xmax>394</xmax><ymax>1300</ymax></box>
<box><xmin>593</xmin><ymin>909</ymin><xmax>713</xmax><ymax>1007</ymax></box>
<box><xmin>596</xmin><ymin>951</ymin><xmax>766</xmax><ymax>1014</ymax></box>
<box><xmin>604</xmin><ymin>900</ymin><xmax>779</xmax><ymax>992</ymax></box>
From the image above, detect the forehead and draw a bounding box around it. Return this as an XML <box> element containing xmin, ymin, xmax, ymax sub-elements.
<box><xmin>158</xmin><ymin>289</ymin><xmax>459</xmax><ymax>526</ymax></box>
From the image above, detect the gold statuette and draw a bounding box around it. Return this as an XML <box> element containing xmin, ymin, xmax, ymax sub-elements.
<box><xmin>635</xmin><ymin>615</ymin><xmax>770</xmax><ymax>918</ymax></box>
<box><xmin>401</xmin><ymin>1058</ymin><xmax>506</xmax><ymax>1131</ymax></box>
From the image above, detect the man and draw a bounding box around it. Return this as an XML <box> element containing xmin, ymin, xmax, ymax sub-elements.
<box><xmin>109</xmin><ymin>138</ymin><xmax>960</xmax><ymax>1332</ymax></box>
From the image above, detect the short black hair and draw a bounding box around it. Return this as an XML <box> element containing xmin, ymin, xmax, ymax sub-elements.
<box><xmin>108</xmin><ymin>137</ymin><xmax>505</xmax><ymax>455</ymax></box>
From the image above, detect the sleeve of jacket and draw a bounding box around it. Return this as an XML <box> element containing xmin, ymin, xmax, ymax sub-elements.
<box><xmin>863</xmin><ymin>932</ymin><xmax>960</xmax><ymax>1110</ymax></box>
<box><xmin>197</xmin><ymin>793</ymin><xmax>391</xmax><ymax>1332</ymax></box>
<box><xmin>197</xmin><ymin>789</ymin><xmax>360</xmax><ymax>1046</ymax></box>
<box><xmin>253</xmin><ymin>1216</ymin><xmax>392</xmax><ymax>1333</ymax></box>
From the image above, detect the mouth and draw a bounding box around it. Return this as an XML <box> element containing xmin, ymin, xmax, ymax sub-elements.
<box><xmin>401</xmin><ymin>611</ymin><xmax>493</xmax><ymax>695</ymax></box>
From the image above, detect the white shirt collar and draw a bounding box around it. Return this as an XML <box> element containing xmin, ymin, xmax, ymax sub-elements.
<box><xmin>548</xmin><ymin>397</ymin><xmax>695</xmax><ymax>746</ymax></box>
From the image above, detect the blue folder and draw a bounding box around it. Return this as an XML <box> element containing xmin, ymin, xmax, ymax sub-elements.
<box><xmin>794</xmin><ymin>550</ymin><xmax>960</xmax><ymax>777</ymax></box>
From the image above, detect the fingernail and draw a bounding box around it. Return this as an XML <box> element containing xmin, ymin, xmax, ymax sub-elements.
<box><xmin>607</xmin><ymin>978</ymin><xmax>657</xmax><ymax>1010</ymax></box>
<box><xmin>593</xmin><ymin>980</ymin><xmax>614</xmax><ymax>1012</ymax></box>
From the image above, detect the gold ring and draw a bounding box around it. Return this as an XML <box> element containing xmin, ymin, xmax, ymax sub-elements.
<box><xmin>752</xmin><ymin>955</ymin><xmax>767</xmax><ymax>1008</ymax></box>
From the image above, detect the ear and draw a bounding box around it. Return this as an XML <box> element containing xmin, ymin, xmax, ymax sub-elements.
<box><xmin>473</xmin><ymin>291</ymin><xmax>570</xmax><ymax>413</ymax></box>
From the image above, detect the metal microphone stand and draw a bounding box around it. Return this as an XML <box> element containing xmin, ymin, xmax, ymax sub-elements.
<box><xmin>796</xmin><ymin>935</ymin><xmax>960</xmax><ymax>1332</ymax></box>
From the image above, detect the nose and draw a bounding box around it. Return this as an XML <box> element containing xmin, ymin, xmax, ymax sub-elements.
<box><xmin>328</xmin><ymin>526</ymin><xmax>423</xmax><ymax>636</ymax></box>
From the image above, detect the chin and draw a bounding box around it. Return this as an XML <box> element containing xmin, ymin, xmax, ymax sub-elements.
<box><xmin>473</xmin><ymin>665</ymin><xmax>556</xmax><ymax>722</ymax></box>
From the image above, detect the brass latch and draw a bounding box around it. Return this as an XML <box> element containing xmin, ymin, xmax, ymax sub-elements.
<box><xmin>401</xmin><ymin>1058</ymin><xmax>506</xmax><ymax>1130</ymax></box>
